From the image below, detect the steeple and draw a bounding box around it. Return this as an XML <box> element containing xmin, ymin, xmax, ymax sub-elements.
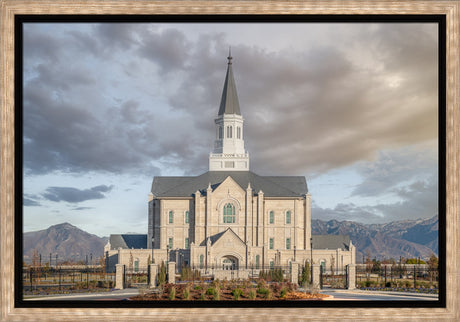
<box><xmin>209</xmin><ymin>51</ymin><xmax>249</xmax><ymax>172</ymax></box>
<box><xmin>218</xmin><ymin>48</ymin><xmax>241</xmax><ymax>116</ymax></box>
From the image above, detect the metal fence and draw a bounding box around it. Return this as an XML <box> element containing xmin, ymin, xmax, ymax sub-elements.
<box><xmin>355</xmin><ymin>264</ymin><xmax>439</xmax><ymax>289</ymax></box>
<box><xmin>23</xmin><ymin>266</ymin><xmax>115</xmax><ymax>294</ymax></box>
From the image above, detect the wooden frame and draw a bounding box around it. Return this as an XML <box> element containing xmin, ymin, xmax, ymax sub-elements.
<box><xmin>1</xmin><ymin>1</ymin><xmax>458</xmax><ymax>320</ymax></box>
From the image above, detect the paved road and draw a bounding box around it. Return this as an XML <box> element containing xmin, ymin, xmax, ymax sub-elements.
<box><xmin>24</xmin><ymin>288</ymin><xmax>140</xmax><ymax>301</ymax></box>
<box><xmin>24</xmin><ymin>288</ymin><xmax>438</xmax><ymax>302</ymax></box>
<box><xmin>320</xmin><ymin>289</ymin><xmax>438</xmax><ymax>301</ymax></box>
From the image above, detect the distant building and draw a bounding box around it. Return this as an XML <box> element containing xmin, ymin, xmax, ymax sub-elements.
<box><xmin>105</xmin><ymin>53</ymin><xmax>355</xmax><ymax>278</ymax></box>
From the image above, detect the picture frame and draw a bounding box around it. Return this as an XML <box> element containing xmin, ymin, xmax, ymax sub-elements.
<box><xmin>1</xmin><ymin>0</ymin><xmax>459</xmax><ymax>320</ymax></box>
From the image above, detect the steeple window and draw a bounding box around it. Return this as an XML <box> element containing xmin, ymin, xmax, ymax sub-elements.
<box><xmin>218</xmin><ymin>126</ymin><xmax>223</xmax><ymax>139</ymax></box>
<box><xmin>223</xmin><ymin>203</ymin><xmax>235</xmax><ymax>223</ymax></box>
<box><xmin>237</xmin><ymin>127</ymin><xmax>241</xmax><ymax>139</ymax></box>
<box><xmin>227</xmin><ymin>126</ymin><xmax>233</xmax><ymax>138</ymax></box>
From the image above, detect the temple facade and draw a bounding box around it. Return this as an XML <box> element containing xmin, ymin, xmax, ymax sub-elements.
<box><xmin>105</xmin><ymin>53</ymin><xmax>355</xmax><ymax>279</ymax></box>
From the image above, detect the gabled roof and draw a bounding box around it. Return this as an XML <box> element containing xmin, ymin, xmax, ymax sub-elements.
<box><xmin>109</xmin><ymin>234</ymin><xmax>147</xmax><ymax>250</ymax></box>
<box><xmin>200</xmin><ymin>227</ymin><xmax>245</xmax><ymax>246</ymax></box>
<box><xmin>311</xmin><ymin>235</ymin><xmax>351</xmax><ymax>251</ymax></box>
<box><xmin>218</xmin><ymin>54</ymin><xmax>241</xmax><ymax>116</ymax></box>
<box><xmin>151</xmin><ymin>171</ymin><xmax>308</xmax><ymax>198</ymax></box>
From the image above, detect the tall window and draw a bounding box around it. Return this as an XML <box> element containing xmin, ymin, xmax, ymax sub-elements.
<box><xmin>286</xmin><ymin>211</ymin><xmax>291</xmax><ymax>224</ymax></box>
<box><xmin>269</xmin><ymin>211</ymin><xmax>274</xmax><ymax>224</ymax></box>
<box><xmin>218</xmin><ymin>126</ymin><xmax>222</xmax><ymax>139</ymax></box>
<box><xmin>286</xmin><ymin>238</ymin><xmax>291</xmax><ymax>250</ymax></box>
<box><xmin>200</xmin><ymin>255</ymin><xmax>204</xmax><ymax>269</ymax></box>
<box><xmin>169</xmin><ymin>211</ymin><xmax>174</xmax><ymax>224</ymax></box>
<box><xmin>185</xmin><ymin>238</ymin><xmax>189</xmax><ymax>249</ymax></box>
<box><xmin>269</xmin><ymin>238</ymin><xmax>274</xmax><ymax>250</ymax></box>
<box><xmin>223</xmin><ymin>203</ymin><xmax>235</xmax><ymax>223</ymax></box>
<box><xmin>237</xmin><ymin>126</ymin><xmax>241</xmax><ymax>139</ymax></box>
<box><xmin>227</xmin><ymin>126</ymin><xmax>233</xmax><ymax>138</ymax></box>
<box><xmin>255</xmin><ymin>255</ymin><xmax>260</xmax><ymax>269</ymax></box>
<box><xmin>168</xmin><ymin>237</ymin><xmax>173</xmax><ymax>249</ymax></box>
<box><xmin>185</xmin><ymin>211</ymin><xmax>189</xmax><ymax>224</ymax></box>
<box><xmin>269</xmin><ymin>260</ymin><xmax>274</xmax><ymax>269</ymax></box>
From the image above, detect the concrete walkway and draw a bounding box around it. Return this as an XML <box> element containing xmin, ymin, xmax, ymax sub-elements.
<box><xmin>24</xmin><ymin>288</ymin><xmax>140</xmax><ymax>301</ymax></box>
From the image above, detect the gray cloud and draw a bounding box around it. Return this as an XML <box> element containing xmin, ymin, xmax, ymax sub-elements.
<box><xmin>23</xmin><ymin>23</ymin><xmax>438</xmax><ymax>185</ymax></box>
<box><xmin>312</xmin><ymin>173</ymin><xmax>438</xmax><ymax>224</ymax></box>
<box><xmin>23</xmin><ymin>198</ymin><xmax>41</xmax><ymax>207</ymax></box>
<box><xmin>42</xmin><ymin>185</ymin><xmax>114</xmax><ymax>203</ymax></box>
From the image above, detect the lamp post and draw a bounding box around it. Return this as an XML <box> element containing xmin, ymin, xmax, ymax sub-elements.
<box><xmin>151</xmin><ymin>237</ymin><xmax>155</xmax><ymax>264</ymax></box>
<box><xmin>167</xmin><ymin>245</ymin><xmax>170</xmax><ymax>265</ymax></box>
<box><xmin>310</xmin><ymin>237</ymin><xmax>313</xmax><ymax>284</ymax></box>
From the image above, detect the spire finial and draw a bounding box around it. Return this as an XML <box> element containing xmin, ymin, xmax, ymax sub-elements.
<box><xmin>227</xmin><ymin>46</ymin><xmax>232</xmax><ymax>64</ymax></box>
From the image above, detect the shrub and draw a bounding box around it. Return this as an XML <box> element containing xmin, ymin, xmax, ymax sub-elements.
<box><xmin>183</xmin><ymin>287</ymin><xmax>190</xmax><ymax>300</ymax></box>
<box><xmin>232</xmin><ymin>288</ymin><xmax>243</xmax><ymax>300</ymax></box>
<box><xmin>248</xmin><ymin>289</ymin><xmax>256</xmax><ymax>300</ymax></box>
<box><xmin>257</xmin><ymin>287</ymin><xmax>270</xmax><ymax>299</ymax></box>
<box><xmin>168</xmin><ymin>286</ymin><xmax>176</xmax><ymax>300</ymax></box>
<box><xmin>280</xmin><ymin>287</ymin><xmax>287</xmax><ymax>298</ymax></box>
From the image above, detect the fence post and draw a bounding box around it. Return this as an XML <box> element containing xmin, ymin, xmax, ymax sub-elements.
<box><xmin>115</xmin><ymin>264</ymin><xmax>125</xmax><ymax>289</ymax></box>
<box><xmin>312</xmin><ymin>265</ymin><xmax>321</xmax><ymax>289</ymax></box>
<box><xmin>149</xmin><ymin>264</ymin><xmax>158</xmax><ymax>288</ymax></box>
<box><xmin>347</xmin><ymin>264</ymin><xmax>356</xmax><ymax>290</ymax></box>
<box><xmin>168</xmin><ymin>262</ymin><xmax>176</xmax><ymax>284</ymax></box>
<box><xmin>291</xmin><ymin>262</ymin><xmax>299</xmax><ymax>285</ymax></box>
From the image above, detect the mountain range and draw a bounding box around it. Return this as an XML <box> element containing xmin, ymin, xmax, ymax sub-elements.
<box><xmin>23</xmin><ymin>215</ymin><xmax>438</xmax><ymax>264</ymax></box>
<box><xmin>23</xmin><ymin>222</ymin><xmax>108</xmax><ymax>264</ymax></box>
<box><xmin>312</xmin><ymin>214</ymin><xmax>438</xmax><ymax>261</ymax></box>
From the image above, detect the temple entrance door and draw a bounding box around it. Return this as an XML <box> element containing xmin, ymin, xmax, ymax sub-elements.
<box><xmin>222</xmin><ymin>256</ymin><xmax>238</xmax><ymax>270</ymax></box>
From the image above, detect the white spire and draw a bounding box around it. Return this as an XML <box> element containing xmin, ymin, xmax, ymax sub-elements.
<box><xmin>209</xmin><ymin>52</ymin><xmax>249</xmax><ymax>172</ymax></box>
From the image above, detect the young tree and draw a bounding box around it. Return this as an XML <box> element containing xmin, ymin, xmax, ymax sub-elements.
<box><xmin>300</xmin><ymin>260</ymin><xmax>311</xmax><ymax>286</ymax></box>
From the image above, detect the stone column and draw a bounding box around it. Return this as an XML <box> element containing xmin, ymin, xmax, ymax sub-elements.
<box><xmin>115</xmin><ymin>264</ymin><xmax>125</xmax><ymax>289</ymax></box>
<box><xmin>168</xmin><ymin>261</ymin><xmax>176</xmax><ymax>284</ymax></box>
<box><xmin>149</xmin><ymin>264</ymin><xmax>159</xmax><ymax>288</ymax></box>
<box><xmin>291</xmin><ymin>262</ymin><xmax>299</xmax><ymax>285</ymax></box>
<box><xmin>347</xmin><ymin>264</ymin><xmax>356</xmax><ymax>290</ymax></box>
<box><xmin>312</xmin><ymin>264</ymin><xmax>321</xmax><ymax>288</ymax></box>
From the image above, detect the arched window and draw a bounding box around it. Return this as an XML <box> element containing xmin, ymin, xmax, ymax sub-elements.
<box><xmin>223</xmin><ymin>203</ymin><xmax>235</xmax><ymax>223</ymax></box>
<box><xmin>255</xmin><ymin>255</ymin><xmax>260</xmax><ymax>269</ymax></box>
<box><xmin>169</xmin><ymin>211</ymin><xmax>174</xmax><ymax>224</ymax></box>
<box><xmin>199</xmin><ymin>255</ymin><xmax>204</xmax><ymax>269</ymax></box>
<box><xmin>134</xmin><ymin>258</ymin><xmax>139</xmax><ymax>272</ymax></box>
<box><xmin>286</xmin><ymin>211</ymin><xmax>291</xmax><ymax>224</ymax></box>
<box><xmin>237</xmin><ymin>126</ymin><xmax>241</xmax><ymax>139</ymax></box>
<box><xmin>185</xmin><ymin>211</ymin><xmax>189</xmax><ymax>224</ymax></box>
<box><xmin>286</xmin><ymin>238</ymin><xmax>291</xmax><ymax>250</ymax></box>
<box><xmin>269</xmin><ymin>211</ymin><xmax>274</xmax><ymax>224</ymax></box>
<box><xmin>269</xmin><ymin>260</ymin><xmax>274</xmax><ymax>270</ymax></box>
<box><xmin>218</xmin><ymin>126</ymin><xmax>223</xmax><ymax>139</ymax></box>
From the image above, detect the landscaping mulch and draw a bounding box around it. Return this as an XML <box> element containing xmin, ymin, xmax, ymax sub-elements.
<box><xmin>130</xmin><ymin>282</ymin><xmax>328</xmax><ymax>301</ymax></box>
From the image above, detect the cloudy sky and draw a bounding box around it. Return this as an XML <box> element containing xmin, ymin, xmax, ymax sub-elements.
<box><xmin>23</xmin><ymin>22</ymin><xmax>439</xmax><ymax>237</ymax></box>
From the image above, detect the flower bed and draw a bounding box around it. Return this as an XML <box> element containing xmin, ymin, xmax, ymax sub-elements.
<box><xmin>130</xmin><ymin>280</ymin><xmax>328</xmax><ymax>301</ymax></box>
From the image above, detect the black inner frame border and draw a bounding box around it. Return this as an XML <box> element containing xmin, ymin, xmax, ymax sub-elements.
<box><xmin>14</xmin><ymin>14</ymin><xmax>447</xmax><ymax>309</ymax></box>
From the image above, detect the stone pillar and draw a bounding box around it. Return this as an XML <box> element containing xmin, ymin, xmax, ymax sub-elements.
<box><xmin>347</xmin><ymin>264</ymin><xmax>356</xmax><ymax>290</ymax></box>
<box><xmin>149</xmin><ymin>264</ymin><xmax>159</xmax><ymax>288</ymax></box>
<box><xmin>312</xmin><ymin>264</ymin><xmax>321</xmax><ymax>288</ymax></box>
<box><xmin>115</xmin><ymin>264</ymin><xmax>125</xmax><ymax>289</ymax></box>
<box><xmin>168</xmin><ymin>261</ymin><xmax>176</xmax><ymax>284</ymax></box>
<box><xmin>291</xmin><ymin>262</ymin><xmax>299</xmax><ymax>284</ymax></box>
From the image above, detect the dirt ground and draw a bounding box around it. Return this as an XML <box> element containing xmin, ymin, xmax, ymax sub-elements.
<box><xmin>130</xmin><ymin>282</ymin><xmax>329</xmax><ymax>301</ymax></box>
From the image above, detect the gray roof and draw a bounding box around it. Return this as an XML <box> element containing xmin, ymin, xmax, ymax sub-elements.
<box><xmin>218</xmin><ymin>54</ymin><xmax>241</xmax><ymax>116</ymax></box>
<box><xmin>109</xmin><ymin>234</ymin><xmax>147</xmax><ymax>250</ymax></box>
<box><xmin>311</xmin><ymin>235</ymin><xmax>351</xmax><ymax>251</ymax></box>
<box><xmin>151</xmin><ymin>171</ymin><xmax>308</xmax><ymax>198</ymax></box>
